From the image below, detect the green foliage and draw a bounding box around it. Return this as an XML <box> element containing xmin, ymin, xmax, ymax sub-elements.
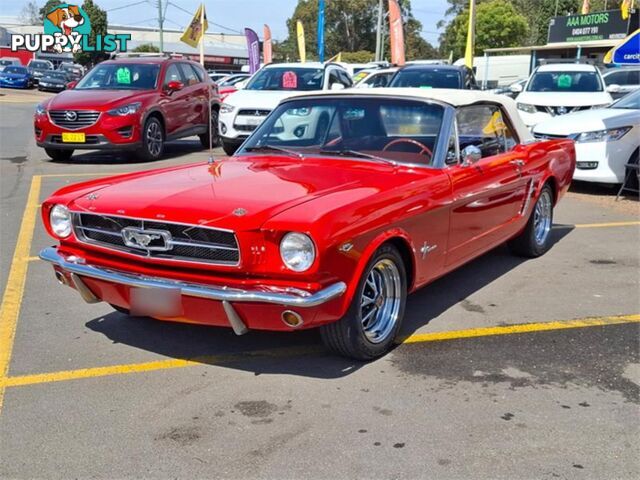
<box><xmin>341</xmin><ymin>50</ymin><xmax>375</xmax><ymax>63</ymax></box>
<box><xmin>73</xmin><ymin>0</ymin><xmax>109</xmax><ymax>66</ymax></box>
<box><xmin>439</xmin><ymin>0</ymin><xmax>529</xmax><ymax>59</ymax></box>
<box><xmin>132</xmin><ymin>43</ymin><xmax>160</xmax><ymax>53</ymax></box>
<box><xmin>275</xmin><ymin>0</ymin><xmax>438</xmax><ymax>62</ymax></box>
<box><xmin>39</xmin><ymin>0</ymin><xmax>62</xmax><ymax>22</ymax></box>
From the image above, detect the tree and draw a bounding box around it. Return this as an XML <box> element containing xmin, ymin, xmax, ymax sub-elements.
<box><xmin>275</xmin><ymin>0</ymin><xmax>438</xmax><ymax>62</ymax></box>
<box><xmin>73</xmin><ymin>0</ymin><xmax>108</xmax><ymax>66</ymax></box>
<box><xmin>132</xmin><ymin>43</ymin><xmax>160</xmax><ymax>53</ymax></box>
<box><xmin>20</xmin><ymin>1</ymin><xmax>42</xmax><ymax>25</ymax></box>
<box><xmin>40</xmin><ymin>0</ymin><xmax>61</xmax><ymax>23</ymax></box>
<box><xmin>439</xmin><ymin>0</ymin><xmax>528</xmax><ymax>60</ymax></box>
<box><xmin>341</xmin><ymin>50</ymin><xmax>375</xmax><ymax>63</ymax></box>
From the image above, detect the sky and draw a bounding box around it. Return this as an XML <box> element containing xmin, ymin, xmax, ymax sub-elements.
<box><xmin>2</xmin><ymin>0</ymin><xmax>450</xmax><ymax>46</ymax></box>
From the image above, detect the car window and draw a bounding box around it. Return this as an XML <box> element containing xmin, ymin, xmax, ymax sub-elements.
<box><xmin>456</xmin><ymin>105</ymin><xmax>517</xmax><ymax>158</ymax></box>
<box><xmin>189</xmin><ymin>64</ymin><xmax>204</xmax><ymax>82</ymax></box>
<box><xmin>337</xmin><ymin>70</ymin><xmax>353</xmax><ymax>87</ymax></box>
<box><xmin>527</xmin><ymin>70</ymin><xmax>603</xmax><ymax>92</ymax></box>
<box><xmin>390</xmin><ymin>68</ymin><xmax>463</xmax><ymax>89</ymax></box>
<box><xmin>178</xmin><ymin>63</ymin><xmax>199</xmax><ymax>86</ymax></box>
<box><xmin>163</xmin><ymin>64</ymin><xmax>183</xmax><ymax>87</ymax></box>
<box><xmin>605</xmin><ymin>70</ymin><xmax>628</xmax><ymax>85</ymax></box>
<box><xmin>246</xmin><ymin>67</ymin><xmax>324</xmax><ymax>91</ymax></box>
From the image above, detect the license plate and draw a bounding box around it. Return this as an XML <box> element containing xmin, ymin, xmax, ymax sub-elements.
<box><xmin>130</xmin><ymin>287</ymin><xmax>183</xmax><ymax>317</ymax></box>
<box><xmin>61</xmin><ymin>132</ymin><xmax>85</xmax><ymax>143</ymax></box>
<box><xmin>236</xmin><ymin>116</ymin><xmax>264</xmax><ymax>126</ymax></box>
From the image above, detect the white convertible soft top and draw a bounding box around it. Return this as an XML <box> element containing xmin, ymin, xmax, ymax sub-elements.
<box><xmin>294</xmin><ymin>88</ymin><xmax>534</xmax><ymax>143</ymax></box>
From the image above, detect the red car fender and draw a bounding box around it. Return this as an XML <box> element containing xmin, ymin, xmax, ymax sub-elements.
<box><xmin>338</xmin><ymin>227</ymin><xmax>417</xmax><ymax>314</ymax></box>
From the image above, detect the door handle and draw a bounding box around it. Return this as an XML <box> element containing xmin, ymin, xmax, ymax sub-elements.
<box><xmin>510</xmin><ymin>159</ymin><xmax>525</xmax><ymax>167</ymax></box>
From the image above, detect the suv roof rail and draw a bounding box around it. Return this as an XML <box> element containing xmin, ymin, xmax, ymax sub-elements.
<box><xmin>112</xmin><ymin>52</ymin><xmax>170</xmax><ymax>58</ymax></box>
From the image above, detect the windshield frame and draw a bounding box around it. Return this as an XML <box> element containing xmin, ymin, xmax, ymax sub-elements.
<box><xmin>526</xmin><ymin>69</ymin><xmax>604</xmax><ymax>93</ymax></box>
<box><xmin>3</xmin><ymin>66</ymin><xmax>27</xmax><ymax>75</ymax></box>
<box><xmin>244</xmin><ymin>66</ymin><xmax>326</xmax><ymax>91</ymax></box>
<box><xmin>236</xmin><ymin>93</ymin><xmax>454</xmax><ymax>169</ymax></box>
<box><xmin>74</xmin><ymin>62</ymin><xmax>161</xmax><ymax>91</ymax></box>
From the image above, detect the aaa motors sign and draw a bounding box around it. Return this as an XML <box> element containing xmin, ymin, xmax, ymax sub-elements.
<box><xmin>548</xmin><ymin>9</ymin><xmax>638</xmax><ymax>43</ymax></box>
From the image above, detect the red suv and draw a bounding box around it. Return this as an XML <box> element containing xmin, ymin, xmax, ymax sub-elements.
<box><xmin>34</xmin><ymin>57</ymin><xmax>220</xmax><ymax>161</ymax></box>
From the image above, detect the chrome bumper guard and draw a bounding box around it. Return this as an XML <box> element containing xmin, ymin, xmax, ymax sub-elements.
<box><xmin>40</xmin><ymin>247</ymin><xmax>347</xmax><ymax>335</ymax></box>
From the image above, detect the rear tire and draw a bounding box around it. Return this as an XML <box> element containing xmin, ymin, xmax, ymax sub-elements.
<box><xmin>320</xmin><ymin>244</ymin><xmax>407</xmax><ymax>360</ymax></box>
<box><xmin>508</xmin><ymin>183</ymin><xmax>554</xmax><ymax>257</ymax></box>
<box><xmin>137</xmin><ymin>116</ymin><xmax>164</xmax><ymax>161</ymax></box>
<box><xmin>44</xmin><ymin>148</ymin><xmax>73</xmax><ymax>161</ymax></box>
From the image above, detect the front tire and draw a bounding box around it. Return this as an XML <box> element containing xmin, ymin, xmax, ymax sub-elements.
<box><xmin>137</xmin><ymin>117</ymin><xmax>164</xmax><ymax>161</ymax></box>
<box><xmin>320</xmin><ymin>244</ymin><xmax>407</xmax><ymax>360</ymax></box>
<box><xmin>199</xmin><ymin>108</ymin><xmax>220</xmax><ymax>149</ymax></box>
<box><xmin>508</xmin><ymin>183</ymin><xmax>554</xmax><ymax>257</ymax></box>
<box><xmin>44</xmin><ymin>148</ymin><xmax>73</xmax><ymax>161</ymax></box>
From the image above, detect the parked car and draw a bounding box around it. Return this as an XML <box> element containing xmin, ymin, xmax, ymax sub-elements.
<box><xmin>534</xmin><ymin>89</ymin><xmax>639</xmax><ymax>184</ymax></box>
<box><xmin>0</xmin><ymin>57</ymin><xmax>22</xmax><ymax>72</ymax></box>
<box><xmin>354</xmin><ymin>68</ymin><xmax>398</xmax><ymax>88</ymax></box>
<box><xmin>388</xmin><ymin>64</ymin><xmax>479</xmax><ymax>89</ymax></box>
<box><xmin>218</xmin><ymin>62</ymin><xmax>353</xmax><ymax>155</ymax></box>
<box><xmin>58</xmin><ymin>63</ymin><xmax>84</xmax><ymax>82</ymax></box>
<box><xmin>515</xmin><ymin>63</ymin><xmax>612</xmax><ymax>127</ymax></box>
<box><xmin>38</xmin><ymin>71</ymin><xmax>71</xmax><ymax>92</ymax></box>
<box><xmin>34</xmin><ymin>57</ymin><xmax>220</xmax><ymax>162</ymax></box>
<box><xmin>39</xmin><ymin>89</ymin><xmax>575</xmax><ymax>359</ymax></box>
<box><xmin>602</xmin><ymin>67</ymin><xmax>640</xmax><ymax>100</ymax></box>
<box><xmin>216</xmin><ymin>73</ymin><xmax>250</xmax><ymax>87</ymax></box>
<box><xmin>0</xmin><ymin>66</ymin><xmax>33</xmax><ymax>89</ymax></box>
<box><xmin>27</xmin><ymin>59</ymin><xmax>54</xmax><ymax>85</ymax></box>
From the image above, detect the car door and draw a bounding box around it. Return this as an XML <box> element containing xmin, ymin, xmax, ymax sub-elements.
<box><xmin>178</xmin><ymin>63</ymin><xmax>208</xmax><ymax>130</ymax></box>
<box><xmin>445</xmin><ymin>104</ymin><xmax>531</xmax><ymax>266</ymax></box>
<box><xmin>159</xmin><ymin>63</ymin><xmax>189</xmax><ymax>136</ymax></box>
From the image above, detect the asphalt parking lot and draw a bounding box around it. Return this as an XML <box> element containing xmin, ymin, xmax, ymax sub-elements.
<box><xmin>1</xmin><ymin>88</ymin><xmax>639</xmax><ymax>479</ymax></box>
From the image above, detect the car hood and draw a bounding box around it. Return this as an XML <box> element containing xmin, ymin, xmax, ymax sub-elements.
<box><xmin>69</xmin><ymin>157</ymin><xmax>387</xmax><ymax>231</ymax></box>
<box><xmin>516</xmin><ymin>91</ymin><xmax>612</xmax><ymax>107</ymax></box>
<box><xmin>46</xmin><ymin>89</ymin><xmax>152</xmax><ymax>110</ymax></box>
<box><xmin>224</xmin><ymin>89</ymin><xmax>301</xmax><ymax>109</ymax></box>
<box><xmin>533</xmin><ymin>108</ymin><xmax>640</xmax><ymax>135</ymax></box>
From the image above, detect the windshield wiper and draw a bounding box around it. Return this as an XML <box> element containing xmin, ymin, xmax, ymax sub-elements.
<box><xmin>319</xmin><ymin>149</ymin><xmax>397</xmax><ymax>166</ymax></box>
<box><xmin>244</xmin><ymin>145</ymin><xmax>304</xmax><ymax>159</ymax></box>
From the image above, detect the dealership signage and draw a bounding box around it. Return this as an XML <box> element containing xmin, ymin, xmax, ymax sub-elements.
<box><xmin>548</xmin><ymin>9</ymin><xmax>636</xmax><ymax>43</ymax></box>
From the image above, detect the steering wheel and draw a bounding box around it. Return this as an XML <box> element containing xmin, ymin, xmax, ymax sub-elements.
<box><xmin>382</xmin><ymin>138</ymin><xmax>433</xmax><ymax>160</ymax></box>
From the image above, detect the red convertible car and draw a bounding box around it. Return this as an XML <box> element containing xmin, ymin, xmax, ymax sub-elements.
<box><xmin>40</xmin><ymin>90</ymin><xmax>575</xmax><ymax>359</ymax></box>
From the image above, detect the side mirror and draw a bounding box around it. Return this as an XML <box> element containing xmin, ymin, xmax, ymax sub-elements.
<box><xmin>461</xmin><ymin>145</ymin><xmax>482</xmax><ymax>166</ymax></box>
<box><xmin>331</xmin><ymin>83</ymin><xmax>345</xmax><ymax>91</ymax></box>
<box><xmin>606</xmin><ymin>84</ymin><xmax>620</xmax><ymax>93</ymax></box>
<box><xmin>66</xmin><ymin>80</ymin><xmax>77</xmax><ymax>89</ymax></box>
<box><xmin>510</xmin><ymin>83</ymin><xmax>523</xmax><ymax>93</ymax></box>
<box><xmin>235</xmin><ymin>80</ymin><xmax>247</xmax><ymax>90</ymax></box>
<box><xmin>167</xmin><ymin>80</ymin><xmax>184</xmax><ymax>92</ymax></box>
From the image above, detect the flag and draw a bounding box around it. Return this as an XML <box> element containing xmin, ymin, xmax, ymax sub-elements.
<box><xmin>244</xmin><ymin>28</ymin><xmax>260</xmax><ymax>74</ymax></box>
<box><xmin>621</xmin><ymin>0</ymin><xmax>633</xmax><ymax>20</ymax></box>
<box><xmin>327</xmin><ymin>52</ymin><xmax>342</xmax><ymax>62</ymax></box>
<box><xmin>388</xmin><ymin>0</ymin><xmax>405</xmax><ymax>66</ymax></box>
<box><xmin>263</xmin><ymin>24</ymin><xmax>272</xmax><ymax>64</ymax></box>
<box><xmin>318</xmin><ymin>0</ymin><xmax>325</xmax><ymax>62</ymax></box>
<box><xmin>581</xmin><ymin>0</ymin><xmax>590</xmax><ymax>15</ymax></box>
<box><xmin>180</xmin><ymin>4</ymin><xmax>208</xmax><ymax>48</ymax></box>
<box><xmin>297</xmin><ymin>20</ymin><xmax>306</xmax><ymax>63</ymax></box>
<box><xmin>464</xmin><ymin>0</ymin><xmax>476</xmax><ymax>69</ymax></box>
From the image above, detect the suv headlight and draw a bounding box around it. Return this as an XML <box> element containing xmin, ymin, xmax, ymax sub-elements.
<box><xmin>517</xmin><ymin>103</ymin><xmax>537</xmax><ymax>114</ymax></box>
<box><xmin>35</xmin><ymin>104</ymin><xmax>46</xmax><ymax>116</ymax></box>
<box><xmin>107</xmin><ymin>102</ymin><xmax>142</xmax><ymax>116</ymax></box>
<box><xmin>280</xmin><ymin>232</ymin><xmax>316</xmax><ymax>272</ymax></box>
<box><xmin>220</xmin><ymin>103</ymin><xmax>235</xmax><ymax>114</ymax></box>
<box><xmin>572</xmin><ymin>127</ymin><xmax>631</xmax><ymax>143</ymax></box>
<box><xmin>50</xmin><ymin>204</ymin><xmax>72</xmax><ymax>238</ymax></box>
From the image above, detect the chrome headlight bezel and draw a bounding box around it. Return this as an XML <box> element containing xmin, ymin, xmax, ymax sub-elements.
<box><xmin>280</xmin><ymin>232</ymin><xmax>316</xmax><ymax>272</ymax></box>
<box><xmin>516</xmin><ymin>102</ymin><xmax>537</xmax><ymax>114</ymax></box>
<box><xmin>571</xmin><ymin>126</ymin><xmax>632</xmax><ymax>143</ymax></box>
<box><xmin>106</xmin><ymin>102</ymin><xmax>142</xmax><ymax>116</ymax></box>
<box><xmin>220</xmin><ymin>103</ymin><xmax>235</xmax><ymax>114</ymax></box>
<box><xmin>50</xmin><ymin>204</ymin><xmax>72</xmax><ymax>238</ymax></box>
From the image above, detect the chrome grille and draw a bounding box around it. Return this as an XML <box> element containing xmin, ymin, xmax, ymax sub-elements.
<box><xmin>72</xmin><ymin>212</ymin><xmax>240</xmax><ymax>265</ymax></box>
<box><xmin>49</xmin><ymin>110</ymin><xmax>100</xmax><ymax>130</ymax></box>
<box><xmin>237</xmin><ymin>109</ymin><xmax>271</xmax><ymax>116</ymax></box>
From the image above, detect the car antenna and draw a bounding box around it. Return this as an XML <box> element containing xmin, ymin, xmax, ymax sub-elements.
<box><xmin>208</xmin><ymin>80</ymin><xmax>215</xmax><ymax>164</ymax></box>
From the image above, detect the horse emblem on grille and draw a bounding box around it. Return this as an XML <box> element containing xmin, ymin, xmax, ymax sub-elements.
<box><xmin>121</xmin><ymin>227</ymin><xmax>172</xmax><ymax>251</ymax></box>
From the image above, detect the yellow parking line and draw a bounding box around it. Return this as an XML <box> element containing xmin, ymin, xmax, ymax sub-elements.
<box><xmin>0</xmin><ymin>175</ymin><xmax>41</xmax><ymax>414</ymax></box>
<box><xmin>574</xmin><ymin>221</ymin><xmax>640</xmax><ymax>229</ymax></box>
<box><xmin>0</xmin><ymin>314</ymin><xmax>636</xmax><ymax>389</ymax></box>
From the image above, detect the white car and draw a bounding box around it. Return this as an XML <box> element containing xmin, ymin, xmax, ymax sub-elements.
<box><xmin>354</xmin><ymin>68</ymin><xmax>398</xmax><ymax>88</ymax></box>
<box><xmin>602</xmin><ymin>67</ymin><xmax>640</xmax><ymax>100</ymax></box>
<box><xmin>515</xmin><ymin>64</ymin><xmax>612</xmax><ymax>127</ymax></box>
<box><xmin>219</xmin><ymin>62</ymin><xmax>352</xmax><ymax>155</ymax></box>
<box><xmin>533</xmin><ymin>89</ymin><xmax>639</xmax><ymax>184</ymax></box>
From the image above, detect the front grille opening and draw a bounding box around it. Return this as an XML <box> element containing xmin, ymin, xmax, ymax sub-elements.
<box><xmin>73</xmin><ymin>213</ymin><xmax>240</xmax><ymax>266</ymax></box>
<box><xmin>49</xmin><ymin>110</ymin><xmax>100</xmax><ymax>130</ymax></box>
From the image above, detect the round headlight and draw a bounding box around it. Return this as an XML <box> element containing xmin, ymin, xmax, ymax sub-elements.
<box><xmin>280</xmin><ymin>232</ymin><xmax>316</xmax><ymax>272</ymax></box>
<box><xmin>50</xmin><ymin>204</ymin><xmax>72</xmax><ymax>238</ymax></box>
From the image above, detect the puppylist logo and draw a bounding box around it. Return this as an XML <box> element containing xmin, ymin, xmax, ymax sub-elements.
<box><xmin>11</xmin><ymin>3</ymin><xmax>130</xmax><ymax>54</ymax></box>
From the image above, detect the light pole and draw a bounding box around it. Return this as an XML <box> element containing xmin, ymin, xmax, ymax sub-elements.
<box><xmin>157</xmin><ymin>0</ymin><xmax>164</xmax><ymax>53</ymax></box>
<box><xmin>375</xmin><ymin>0</ymin><xmax>383</xmax><ymax>61</ymax></box>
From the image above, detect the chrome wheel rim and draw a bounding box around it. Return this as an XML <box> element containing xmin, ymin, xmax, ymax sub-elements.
<box><xmin>533</xmin><ymin>190</ymin><xmax>552</xmax><ymax>245</ymax></box>
<box><xmin>146</xmin><ymin>121</ymin><xmax>162</xmax><ymax>157</ymax></box>
<box><xmin>360</xmin><ymin>259</ymin><xmax>402</xmax><ymax>344</ymax></box>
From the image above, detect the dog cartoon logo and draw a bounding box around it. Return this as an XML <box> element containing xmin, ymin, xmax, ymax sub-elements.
<box><xmin>44</xmin><ymin>4</ymin><xmax>90</xmax><ymax>53</ymax></box>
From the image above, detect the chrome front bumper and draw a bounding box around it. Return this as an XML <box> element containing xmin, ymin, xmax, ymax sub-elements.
<box><xmin>40</xmin><ymin>247</ymin><xmax>347</xmax><ymax>334</ymax></box>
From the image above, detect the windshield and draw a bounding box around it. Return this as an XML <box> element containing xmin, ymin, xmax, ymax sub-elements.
<box><xmin>245</xmin><ymin>67</ymin><xmax>324</xmax><ymax>91</ymax></box>
<box><xmin>527</xmin><ymin>71</ymin><xmax>603</xmax><ymax>92</ymax></box>
<box><xmin>30</xmin><ymin>61</ymin><xmax>51</xmax><ymax>70</ymax></box>
<box><xmin>75</xmin><ymin>63</ymin><xmax>160</xmax><ymax>90</ymax></box>
<box><xmin>389</xmin><ymin>68</ymin><xmax>462</xmax><ymax>89</ymax></box>
<box><xmin>44</xmin><ymin>72</ymin><xmax>67</xmax><ymax>80</ymax></box>
<box><xmin>0</xmin><ymin>60</ymin><xmax>16</xmax><ymax>66</ymax></box>
<box><xmin>239</xmin><ymin>97</ymin><xmax>445</xmax><ymax>166</ymax></box>
<box><xmin>610</xmin><ymin>89</ymin><xmax>640</xmax><ymax>109</ymax></box>
<box><xmin>4</xmin><ymin>67</ymin><xmax>26</xmax><ymax>75</ymax></box>
<box><xmin>219</xmin><ymin>75</ymin><xmax>248</xmax><ymax>86</ymax></box>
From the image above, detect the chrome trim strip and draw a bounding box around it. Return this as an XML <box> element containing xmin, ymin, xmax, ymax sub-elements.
<box><xmin>40</xmin><ymin>247</ymin><xmax>346</xmax><ymax>308</ymax></box>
